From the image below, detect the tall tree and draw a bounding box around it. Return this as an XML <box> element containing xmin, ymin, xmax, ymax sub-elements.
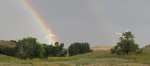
<box><xmin>111</xmin><ymin>31</ymin><xmax>139</xmax><ymax>55</ymax></box>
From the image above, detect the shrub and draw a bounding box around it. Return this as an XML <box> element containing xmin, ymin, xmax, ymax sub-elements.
<box><xmin>68</xmin><ymin>42</ymin><xmax>91</xmax><ymax>56</ymax></box>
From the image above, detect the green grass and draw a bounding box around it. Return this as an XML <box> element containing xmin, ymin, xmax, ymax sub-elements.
<box><xmin>48</xmin><ymin>57</ymin><xmax>79</xmax><ymax>62</ymax></box>
<box><xmin>46</xmin><ymin>50</ymin><xmax>150</xmax><ymax>66</ymax></box>
<box><xmin>123</xmin><ymin>53</ymin><xmax>150</xmax><ymax>64</ymax></box>
<box><xmin>0</xmin><ymin>55</ymin><xmax>31</xmax><ymax>64</ymax></box>
<box><xmin>0</xmin><ymin>50</ymin><xmax>150</xmax><ymax>66</ymax></box>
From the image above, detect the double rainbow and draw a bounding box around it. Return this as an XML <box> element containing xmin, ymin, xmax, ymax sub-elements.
<box><xmin>19</xmin><ymin>0</ymin><xmax>59</xmax><ymax>44</ymax></box>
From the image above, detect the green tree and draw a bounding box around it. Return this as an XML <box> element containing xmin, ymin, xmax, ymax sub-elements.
<box><xmin>34</xmin><ymin>43</ymin><xmax>46</xmax><ymax>58</ymax></box>
<box><xmin>16</xmin><ymin>37</ymin><xmax>45</xmax><ymax>59</ymax></box>
<box><xmin>68</xmin><ymin>42</ymin><xmax>91</xmax><ymax>56</ymax></box>
<box><xmin>52</xmin><ymin>42</ymin><xmax>67</xmax><ymax>56</ymax></box>
<box><xmin>111</xmin><ymin>31</ymin><xmax>139</xmax><ymax>55</ymax></box>
<box><xmin>43</xmin><ymin>42</ymin><xmax>67</xmax><ymax>57</ymax></box>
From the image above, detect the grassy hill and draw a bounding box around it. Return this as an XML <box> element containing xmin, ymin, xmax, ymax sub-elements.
<box><xmin>0</xmin><ymin>46</ymin><xmax>150</xmax><ymax>66</ymax></box>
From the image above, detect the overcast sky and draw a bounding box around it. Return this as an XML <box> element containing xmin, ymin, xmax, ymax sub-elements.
<box><xmin>0</xmin><ymin>0</ymin><xmax>150</xmax><ymax>47</ymax></box>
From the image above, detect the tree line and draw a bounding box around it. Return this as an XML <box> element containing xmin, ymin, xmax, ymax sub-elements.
<box><xmin>0</xmin><ymin>37</ymin><xmax>91</xmax><ymax>59</ymax></box>
<box><xmin>0</xmin><ymin>31</ymin><xmax>145</xmax><ymax>59</ymax></box>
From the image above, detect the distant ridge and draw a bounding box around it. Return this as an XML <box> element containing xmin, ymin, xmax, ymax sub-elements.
<box><xmin>92</xmin><ymin>45</ymin><xmax>113</xmax><ymax>51</ymax></box>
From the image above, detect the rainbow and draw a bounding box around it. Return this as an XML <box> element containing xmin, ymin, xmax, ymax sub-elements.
<box><xmin>19</xmin><ymin>0</ymin><xmax>59</xmax><ymax>44</ymax></box>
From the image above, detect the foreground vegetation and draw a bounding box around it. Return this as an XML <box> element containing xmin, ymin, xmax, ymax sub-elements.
<box><xmin>0</xmin><ymin>31</ymin><xmax>150</xmax><ymax>66</ymax></box>
<box><xmin>0</xmin><ymin>49</ymin><xmax>150</xmax><ymax>66</ymax></box>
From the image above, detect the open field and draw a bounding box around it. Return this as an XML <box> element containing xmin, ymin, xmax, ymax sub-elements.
<box><xmin>0</xmin><ymin>47</ymin><xmax>150</xmax><ymax>66</ymax></box>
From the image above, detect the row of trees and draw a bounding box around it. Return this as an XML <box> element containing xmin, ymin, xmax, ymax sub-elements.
<box><xmin>0</xmin><ymin>31</ymin><xmax>144</xmax><ymax>58</ymax></box>
<box><xmin>15</xmin><ymin>37</ymin><xmax>67</xmax><ymax>59</ymax></box>
<box><xmin>0</xmin><ymin>31</ymin><xmax>143</xmax><ymax>58</ymax></box>
<box><xmin>0</xmin><ymin>37</ymin><xmax>91</xmax><ymax>59</ymax></box>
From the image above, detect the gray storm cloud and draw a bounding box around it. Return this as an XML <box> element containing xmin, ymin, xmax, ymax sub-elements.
<box><xmin>0</xmin><ymin>0</ymin><xmax>150</xmax><ymax>47</ymax></box>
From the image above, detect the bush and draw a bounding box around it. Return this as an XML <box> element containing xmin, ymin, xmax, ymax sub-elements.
<box><xmin>43</xmin><ymin>42</ymin><xmax>67</xmax><ymax>57</ymax></box>
<box><xmin>68</xmin><ymin>42</ymin><xmax>91</xmax><ymax>56</ymax></box>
